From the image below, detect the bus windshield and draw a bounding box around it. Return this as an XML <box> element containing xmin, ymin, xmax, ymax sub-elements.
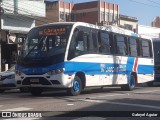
<box><xmin>18</xmin><ymin>24</ymin><xmax>72</xmax><ymax>67</ymax></box>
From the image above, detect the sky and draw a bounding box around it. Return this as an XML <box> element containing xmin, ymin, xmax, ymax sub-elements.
<box><xmin>62</xmin><ymin>0</ymin><xmax>160</xmax><ymax>26</ymax></box>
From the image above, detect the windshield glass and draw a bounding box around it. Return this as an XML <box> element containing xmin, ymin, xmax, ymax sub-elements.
<box><xmin>21</xmin><ymin>25</ymin><xmax>72</xmax><ymax>58</ymax></box>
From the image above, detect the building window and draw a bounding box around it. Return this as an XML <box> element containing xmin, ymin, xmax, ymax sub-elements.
<box><xmin>66</xmin><ymin>13</ymin><xmax>70</xmax><ymax>22</ymax></box>
<box><xmin>60</xmin><ymin>12</ymin><xmax>65</xmax><ymax>20</ymax></box>
<box><xmin>109</xmin><ymin>13</ymin><xmax>113</xmax><ymax>22</ymax></box>
<box><xmin>106</xmin><ymin>12</ymin><xmax>109</xmax><ymax>22</ymax></box>
<box><xmin>124</xmin><ymin>24</ymin><xmax>133</xmax><ymax>30</ymax></box>
<box><xmin>71</xmin><ymin>13</ymin><xmax>75</xmax><ymax>21</ymax></box>
<box><xmin>101</xmin><ymin>12</ymin><xmax>105</xmax><ymax>21</ymax></box>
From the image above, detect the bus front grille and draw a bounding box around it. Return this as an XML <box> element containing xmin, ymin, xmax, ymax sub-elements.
<box><xmin>22</xmin><ymin>77</ymin><xmax>51</xmax><ymax>85</ymax></box>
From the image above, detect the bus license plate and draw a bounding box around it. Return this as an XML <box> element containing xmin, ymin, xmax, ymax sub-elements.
<box><xmin>30</xmin><ymin>78</ymin><xmax>39</xmax><ymax>83</ymax></box>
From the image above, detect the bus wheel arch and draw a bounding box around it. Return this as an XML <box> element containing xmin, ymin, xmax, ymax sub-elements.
<box><xmin>75</xmin><ymin>72</ymin><xmax>86</xmax><ymax>89</ymax></box>
<box><xmin>121</xmin><ymin>72</ymin><xmax>137</xmax><ymax>91</ymax></box>
<box><xmin>67</xmin><ymin>72</ymin><xmax>86</xmax><ymax>96</ymax></box>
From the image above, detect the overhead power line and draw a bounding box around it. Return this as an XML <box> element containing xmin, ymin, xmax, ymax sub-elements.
<box><xmin>128</xmin><ymin>0</ymin><xmax>160</xmax><ymax>8</ymax></box>
<box><xmin>148</xmin><ymin>0</ymin><xmax>160</xmax><ymax>6</ymax></box>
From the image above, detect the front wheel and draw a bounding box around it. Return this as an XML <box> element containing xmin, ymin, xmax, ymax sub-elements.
<box><xmin>67</xmin><ymin>76</ymin><xmax>82</xmax><ymax>96</ymax></box>
<box><xmin>121</xmin><ymin>75</ymin><xmax>136</xmax><ymax>91</ymax></box>
<box><xmin>30</xmin><ymin>87</ymin><xmax>43</xmax><ymax>96</ymax></box>
<box><xmin>0</xmin><ymin>89</ymin><xmax>5</xmax><ymax>93</ymax></box>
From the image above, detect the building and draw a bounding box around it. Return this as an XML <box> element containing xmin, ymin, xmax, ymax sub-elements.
<box><xmin>152</xmin><ymin>16</ymin><xmax>160</xmax><ymax>28</ymax></box>
<box><xmin>0</xmin><ymin>0</ymin><xmax>45</xmax><ymax>71</ymax></box>
<box><xmin>36</xmin><ymin>0</ymin><xmax>119</xmax><ymax>26</ymax></box>
<box><xmin>119</xmin><ymin>14</ymin><xmax>138</xmax><ymax>33</ymax></box>
<box><xmin>73</xmin><ymin>0</ymin><xmax>119</xmax><ymax>25</ymax></box>
<box><xmin>36</xmin><ymin>0</ymin><xmax>74</xmax><ymax>26</ymax></box>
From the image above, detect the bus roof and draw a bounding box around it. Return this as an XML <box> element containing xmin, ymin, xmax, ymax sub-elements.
<box><xmin>35</xmin><ymin>22</ymin><xmax>150</xmax><ymax>39</ymax></box>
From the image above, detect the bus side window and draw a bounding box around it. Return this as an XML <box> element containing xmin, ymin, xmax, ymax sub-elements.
<box><xmin>141</xmin><ymin>39</ymin><xmax>151</xmax><ymax>58</ymax></box>
<box><xmin>91</xmin><ymin>29</ymin><xmax>99</xmax><ymax>53</ymax></box>
<box><xmin>115</xmin><ymin>35</ymin><xmax>128</xmax><ymax>56</ymax></box>
<box><xmin>98</xmin><ymin>31</ymin><xmax>111</xmax><ymax>54</ymax></box>
<box><xmin>128</xmin><ymin>38</ymin><xmax>138</xmax><ymax>57</ymax></box>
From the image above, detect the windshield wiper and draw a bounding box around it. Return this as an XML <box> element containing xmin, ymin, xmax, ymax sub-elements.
<box><xmin>24</xmin><ymin>36</ymin><xmax>47</xmax><ymax>58</ymax></box>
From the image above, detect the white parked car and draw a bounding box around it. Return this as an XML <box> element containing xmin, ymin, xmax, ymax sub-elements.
<box><xmin>0</xmin><ymin>65</ymin><xmax>28</xmax><ymax>93</ymax></box>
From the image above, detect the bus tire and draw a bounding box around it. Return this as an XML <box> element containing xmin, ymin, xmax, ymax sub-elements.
<box><xmin>67</xmin><ymin>76</ymin><xmax>82</xmax><ymax>96</ymax></box>
<box><xmin>30</xmin><ymin>87</ymin><xmax>43</xmax><ymax>96</ymax></box>
<box><xmin>19</xmin><ymin>87</ymin><xmax>29</xmax><ymax>93</ymax></box>
<box><xmin>0</xmin><ymin>89</ymin><xmax>5</xmax><ymax>93</ymax></box>
<box><xmin>121</xmin><ymin>75</ymin><xmax>135</xmax><ymax>91</ymax></box>
<box><xmin>147</xmin><ymin>81</ymin><xmax>154</xmax><ymax>87</ymax></box>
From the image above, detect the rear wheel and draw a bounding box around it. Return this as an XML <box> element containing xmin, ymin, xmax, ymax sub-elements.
<box><xmin>67</xmin><ymin>76</ymin><xmax>82</xmax><ymax>96</ymax></box>
<box><xmin>121</xmin><ymin>75</ymin><xmax>136</xmax><ymax>91</ymax></box>
<box><xmin>30</xmin><ymin>87</ymin><xmax>43</xmax><ymax>96</ymax></box>
<box><xmin>0</xmin><ymin>89</ymin><xmax>5</xmax><ymax>93</ymax></box>
<box><xmin>147</xmin><ymin>81</ymin><xmax>154</xmax><ymax>87</ymax></box>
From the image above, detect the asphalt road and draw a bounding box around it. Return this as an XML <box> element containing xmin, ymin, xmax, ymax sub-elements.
<box><xmin>0</xmin><ymin>85</ymin><xmax>160</xmax><ymax>120</ymax></box>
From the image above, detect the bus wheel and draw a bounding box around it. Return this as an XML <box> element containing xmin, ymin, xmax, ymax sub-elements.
<box><xmin>147</xmin><ymin>81</ymin><xmax>154</xmax><ymax>87</ymax></box>
<box><xmin>19</xmin><ymin>87</ymin><xmax>29</xmax><ymax>93</ymax></box>
<box><xmin>121</xmin><ymin>75</ymin><xmax>135</xmax><ymax>91</ymax></box>
<box><xmin>67</xmin><ymin>76</ymin><xmax>82</xmax><ymax>96</ymax></box>
<box><xmin>30</xmin><ymin>87</ymin><xmax>43</xmax><ymax>96</ymax></box>
<box><xmin>0</xmin><ymin>89</ymin><xmax>5</xmax><ymax>93</ymax></box>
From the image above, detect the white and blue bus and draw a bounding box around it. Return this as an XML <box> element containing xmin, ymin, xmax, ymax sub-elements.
<box><xmin>15</xmin><ymin>22</ymin><xmax>154</xmax><ymax>96</ymax></box>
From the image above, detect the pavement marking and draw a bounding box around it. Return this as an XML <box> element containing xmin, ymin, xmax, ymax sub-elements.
<box><xmin>1</xmin><ymin>107</ymin><xmax>33</xmax><ymax>111</ymax></box>
<box><xmin>67</xmin><ymin>104</ymin><xmax>74</xmax><ymax>106</ymax></box>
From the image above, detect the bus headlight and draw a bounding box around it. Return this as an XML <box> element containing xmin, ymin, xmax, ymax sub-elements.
<box><xmin>16</xmin><ymin>70</ymin><xmax>22</xmax><ymax>76</ymax></box>
<box><xmin>47</xmin><ymin>68</ymin><xmax>65</xmax><ymax>75</ymax></box>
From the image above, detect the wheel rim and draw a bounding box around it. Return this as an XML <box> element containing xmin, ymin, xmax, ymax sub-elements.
<box><xmin>73</xmin><ymin>80</ymin><xmax>80</xmax><ymax>92</ymax></box>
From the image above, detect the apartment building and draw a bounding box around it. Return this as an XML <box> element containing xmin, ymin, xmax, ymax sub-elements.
<box><xmin>119</xmin><ymin>14</ymin><xmax>138</xmax><ymax>33</ymax></box>
<box><xmin>152</xmin><ymin>16</ymin><xmax>160</xmax><ymax>28</ymax></box>
<box><xmin>36</xmin><ymin>0</ymin><xmax>119</xmax><ymax>26</ymax></box>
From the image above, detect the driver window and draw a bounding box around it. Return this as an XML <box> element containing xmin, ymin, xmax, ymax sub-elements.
<box><xmin>68</xmin><ymin>27</ymin><xmax>88</xmax><ymax>60</ymax></box>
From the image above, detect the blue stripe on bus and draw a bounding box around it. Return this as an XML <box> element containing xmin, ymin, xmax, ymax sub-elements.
<box><xmin>126</xmin><ymin>57</ymin><xmax>135</xmax><ymax>73</ymax></box>
<box><xmin>17</xmin><ymin>60</ymin><xmax>154</xmax><ymax>75</ymax></box>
